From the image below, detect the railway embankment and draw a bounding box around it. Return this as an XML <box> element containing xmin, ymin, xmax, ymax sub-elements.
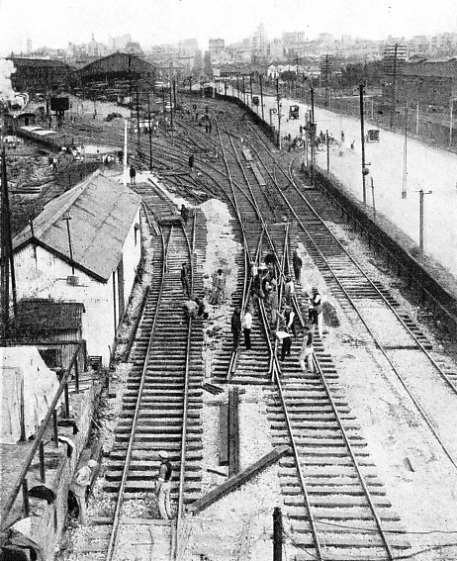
<box><xmin>304</xmin><ymin>165</ymin><xmax>457</xmax><ymax>337</ymax></box>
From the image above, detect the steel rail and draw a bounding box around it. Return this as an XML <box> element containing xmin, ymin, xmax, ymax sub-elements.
<box><xmin>251</xmin><ymin>125</ymin><xmax>457</xmax><ymax>397</ymax></box>
<box><xmin>216</xmin><ymin>119</ymin><xmax>324</xmax><ymax>561</ymax></box>
<box><xmin>245</xmin><ymin>134</ymin><xmax>457</xmax><ymax>470</ymax></box>
<box><xmin>106</xmin><ymin>223</ymin><xmax>172</xmax><ymax>561</ymax></box>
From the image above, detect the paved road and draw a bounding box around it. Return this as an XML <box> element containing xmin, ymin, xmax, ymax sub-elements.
<box><xmin>221</xmin><ymin>84</ymin><xmax>457</xmax><ymax>279</ymax></box>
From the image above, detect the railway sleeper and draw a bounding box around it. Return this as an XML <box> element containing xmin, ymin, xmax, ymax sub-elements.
<box><xmin>287</xmin><ymin>504</ymin><xmax>401</xmax><ymax>521</ymax></box>
<box><xmin>281</xmin><ymin>484</ymin><xmax>385</xmax><ymax>496</ymax></box>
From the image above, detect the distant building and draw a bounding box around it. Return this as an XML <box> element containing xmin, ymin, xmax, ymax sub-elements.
<box><xmin>13</xmin><ymin>171</ymin><xmax>142</xmax><ymax>365</ymax></box>
<box><xmin>9</xmin><ymin>57</ymin><xmax>74</xmax><ymax>93</ymax></box>
<box><xmin>179</xmin><ymin>38</ymin><xmax>199</xmax><ymax>56</ymax></box>
<box><xmin>77</xmin><ymin>52</ymin><xmax>157</xmax><ymax>83</ymax></box>
<box><xmin>209</xmin><ymin>38</ymin><xmax>225</xmax><ymax>58</ymax></box>
<box><xmin>109</xmin><ymin>34</ymin><xmax>132</xmax><ymax>52</ymax></box>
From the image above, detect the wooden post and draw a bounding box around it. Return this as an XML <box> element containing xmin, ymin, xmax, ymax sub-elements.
<box><xmin>273</xmin><ymin>507</ymin><xmax>283</xmax><ymax>561</ymax></box>
<box><xmin>75</xmin><ymin>356</ymin><xmax>80</xmax><ymax>394</ymax></box>
<box><xmin>39</xmin><ymin>441</ymin><xmax>46</xmax><ymax>482</ymax></box>
<box><xmin>326</xmin><ymin>129</ymin><xmax>330</xmax><ymax>172</ymax></box>
<box><xmin>53</xmin><ymin>410</ymin><xmax>59</xmax><ymax>448</ymax></box>
<box><xmin>64</xmin><ymin>382</ymin><xmax>70</xmax><ymax>417</ymax></box>
<box><xmin>22</xmin><ymin>479</ymin><xmax>30</xmax><ymax>517</ymax></box>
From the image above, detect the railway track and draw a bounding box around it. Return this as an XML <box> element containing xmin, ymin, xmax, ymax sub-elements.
<box><xmin>75</xmin><ymin>184</ymin><xmax>206</xmax><ymax>559</ymax></box>
<box><xmin>199</xmin><ymin>117</ymin><xmax>411</xmax><ymax>559</ymax></box>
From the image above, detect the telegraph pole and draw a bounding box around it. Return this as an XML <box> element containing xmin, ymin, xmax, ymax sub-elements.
<box><xmin>259</xmin><ymin>74</ymin><xmax>265</xmax><ymax>121</ymax></box>
<box><xmin>310</xmin><ymin>87</ymin><xmax>316</xmax><ymax>182</ymax></box>
<box><xmin>402</xmin><ymin>101</ymin><xmax>408</xmax><ymax>199</ymax></box>
<box><xmin>147</xmin><ymin>92</ymin><xmax>153</xmax><ymax>171</ymax></box>
<box><xmin>417</xmin><ymin>189</ymin><xmax>433</xmax><ymax>253</ymax></box>
<box><xmin>390</xmin><ymin>43</ymin><xmax>399</xmax><ymax>131</ymax></box>
<box><xmin>249</xmin><ymin>74</ymin><xmax>253</xmax><ymax>108</ymax></box>
<box><xmin>326</xmin><ymin>129</ymin><xmax>330</xmax><ymax>172</ymax></box>
<box><xmin>136</xmin><ymin>87</ymin><xmax>141</xmax><ymax>159</ymax></box>
<box><xmin>1</xmin><ymin>147</ymin><xmax>18</xmax><ymax>340</ymax></box>
<box><xmin>359</xmin><ymin>84</ymin><xmax>368</xmax><ymax>205</ymax></box>
<box><xmin>276</xmin><ymin>78</ymin><xmax>281</xmax><ymax>149</ymax></box>
<box><xmin>242</xmin><ymin>76</ymin><xmax>246</xmax><ymax>104</ymax></box>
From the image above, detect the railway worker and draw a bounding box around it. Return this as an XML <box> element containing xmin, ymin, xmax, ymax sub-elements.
<box><xmin>70</xmin><ymin>459</ymin><xmax>98</xmax><ymax>525</ymax></box>
<box><xmin>183</xmin><ymin>298</ymin><xmax>198</xmax><ymax>320</ymax></box>
<box><xmin>299</xmin><ymin>325</ymin><xmax>314</xmax><ymax>373</ymax></box>
<box><xmin>269</xmin><ymin>279</ymin><xmax>279</xmax><ymax>329</ymax></box>
<box><xmin>181</xmin><ymin>262</ymin><xmax>190</xmax><ymax>298</ymax></box>
<box><xmin>181</xmin><ymin>204</ymin><xmax>189</xmax><ymax>224</ymax></box>
<box><xmin>231</xmin><ymin>307</ymin><xmax>242</xmax><ymax>349</ymax></box>
<box><xmin>311</xmin><ymin>287</ymin><xmax>323</xmax><ymax>338</ymax></box>
<box><xmin>210</xmin><ymin>269</ymin><xmax>226</xmax><ymax>305</ymax></box>
<box><xmin>350</xmin><ymin>141</ymin><xmax>355</xmax><ymax>150</ymax></box>
<box><xmin>188</xmin><ymin>152</ymin><xmax>194</xmax><ymax>171</ymax></box>
<box><xmin>284</xmin><ymin>275</ymin><xmax>295</xmax><ymax>307</ymax></box>
<box><xmin>195</xmin><ymin>296</ymin><xmax>209</xmax><ymax>320</ymax></box>
<box><xmin>341</xmin><ymin>131</ymin><xmax>345</xmax><ymax>143</ymax></box>
<box><xmin>156</xmin><ymin>451</ymin><xmax>173</xmax><ymax>520</ymax></box>
<box><xmin>283</xmin><ymin>304</ymin><xmax>297</xmax><ymax>338</ymax></box>
<box><xmin>277</xmin><ymin>325</ymin><xmax>292</xmax><ymax>362</ymax></box>
<box><xmin>250</xmin><ymin>260</ymin><xmax>258</xmax><ymax>279</ymax></box>
<box><xmin>129</xmin><ymin>164</ymin><xmax>136</xmax><ymax>185</ymax></box>
<box><xmin>292</xmin><ymin>250</ymin><xmax>303</xmax><ymax>282</ymax></box>
<box><xmin>242</xmin><ymin>307</ymin><xmax>253</xmax><ymax>351</ymax></box>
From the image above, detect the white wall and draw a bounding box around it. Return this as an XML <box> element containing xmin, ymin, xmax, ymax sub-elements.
<box><xmin>121</xmin><ymin>208</ymin><xmax>142</xmax><ymax>306</ymax></box>
<box><xmin>14</xmin><ymin>245</ymin><xmax>115</xmax><ymax>365</ymax></box>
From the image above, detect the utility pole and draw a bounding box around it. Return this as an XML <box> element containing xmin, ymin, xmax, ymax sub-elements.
<box><xmin>123</xmin><ymin>119</ymin><xmax>128</xmax><ymax>186</ymax></box>
<box><xmin>359</xmin><ymin>83</ymin><xmax>368</xmax><ymax>205</ymax></box>
<box><xmin>389</xmin><ymin>43</ymin><xmax>398</xmax><ymax>131</ymax></box>
<box><xmin>449</xmin><ymin>98</ymin><xmax>455</xmax><ymax>149</ymax></box>
<box><xmin>260</xmin><ymin>74</ymin><xmax>265</xmax><ymax>121</ymax></box>
<box><xmin>417</xmin><ymin>189</ymin><xmax>433</xmax><ymax>253</ymax></box>
<box><xmin>276</xmin><ymin>78</ymin><xmax>281</xmax><ymax>149</ymax></box>
<box><xmin>416</xmin><ymin>101</ymin><xmax>420</xmax><ymax>134</ymax></box>
<box><xmin>147</xmin><ymin>92</ymin><xmax>153</xmax><ymax>171</ymax></box>
<box><xmin>326</xmin><ymin>129</ymin><xmax>330</xmax><ymax>172</ymax></box>
<box><xmin>371</xmin><ymin>177</ymin><xmax>377</xmax><ymax>220</ymax></box>
<box><xmin>242</xmin><ymin>76</ymin><xmax>246</xmax><ymax>104</ymax></box>
<box><xmin>1</xmin><ymin>147</ymin><xmax>18</xmax><ymax>340</ymax></box>
<box><xmin>136</xmin><ymin>87</ymin><xmax>141</xmax><ymax>160</ymax></box>
<box><xmin>169</xmin><ymin>86</ymin><xmax>174</xmax><ymax>128</ymax></box>
<box><xmin>250</xmin><ymin>74</ymin><xmax>253</xmax><ymax>108</ymax></box>
<box><xmin>273</xmin><ymin>507</ymin><xmax>283</xmax><ymax>561</ymax></box>
<box><xmin>325</xmin><ymin>54</ymin><xmax>330</xmax><ymax>107</ymax></box>
<box><xmin>310</xmin><ymin>87</ymin><xmax>316</xmax><ymax>183</ymax></box>
<box><xmin>402</xmin><ymin>101</ymin><xmax>408</xmax><ymax>199</ymax></box>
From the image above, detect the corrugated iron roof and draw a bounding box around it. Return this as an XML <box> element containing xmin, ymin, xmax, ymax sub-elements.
<box><xmin>16</xmin><ymin>299</ymin><xmax>85</xmax><ymax>331</ymax></box>
<box><xmin>13</xmin><ymin>171</ymin><xmax>142</xmax><ymax>282</ymax></box>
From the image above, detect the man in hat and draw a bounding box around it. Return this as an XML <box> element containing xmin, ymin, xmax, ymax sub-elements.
<box><xmin>71</xmin><ymin>459</ymin><xmax>98</xmax><ymax>525</ymax></box>
<box><xmin>156</xmin><ymin>451</ymin><xmax>173</xmax><ymax>520</ymax></box>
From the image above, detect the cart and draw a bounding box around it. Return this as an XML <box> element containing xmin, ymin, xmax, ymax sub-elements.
<box><xmin>289</xmin><ymin>105</ymin><xmax>300</xmax><ymax>120</ymax></box>
<box><xmin>366</xmin><ymin>129</ymin><xmax>380</xmax><ymax>142</ymax></box>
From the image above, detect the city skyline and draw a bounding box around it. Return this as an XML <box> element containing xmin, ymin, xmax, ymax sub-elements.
<box><xmin>1</xmin><ymin>0</ymin><xmax>457</xmax><ymax>55</ymax></box>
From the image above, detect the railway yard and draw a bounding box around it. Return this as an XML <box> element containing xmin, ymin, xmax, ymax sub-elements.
<box><xmin>4</xmin><ymin>91</ymin><xmax>457</xmax><ymax>561</ymax></box>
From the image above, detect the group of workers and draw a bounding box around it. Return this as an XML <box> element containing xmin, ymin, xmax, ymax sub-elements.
<box><xmin>230</xmin><ymin>248</ymin><xmax>324</xmax><ymax>373</ymax></box>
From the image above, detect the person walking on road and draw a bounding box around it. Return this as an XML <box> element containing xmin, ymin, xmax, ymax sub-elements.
<box><xmin>299</xmin><ymin>325</ymin><xmax>314</xmax><ymax>373</ymax></box>
<box><xmin>129</xmin><ymin>165</ymin><xmax>136</xmax><ymax>185</ymax></box>
<box><xmin>242</xmin><ymin>308</ymin><xmax>253</xmax><ymax>350</ymax></box>
<box><xmin>71</xmin><ymin>459</ymin><xmax>98</xmax><ymax>525</ymax></box>
<box><xmin>231</xmin><ymin>307</ymin><xmax>242</xmax><ymax>350</ymax></box>
<box><xmin>156</xmin><ymin>451</ymin><xmax>173</xmax><ymax>520</ymax></box>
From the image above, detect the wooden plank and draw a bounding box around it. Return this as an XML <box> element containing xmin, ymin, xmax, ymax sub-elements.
<box><xmin>219</xmin><ymin>403</ymin><xmax>228</xmax><ymax>466</ymax></box>
<box><xmin>189</xmin><ymin>446</ymin><xmax>291</xmax><ymax>514</ymax></box>
<box><xmin>250</xmin><ymin>163</ymin><xmax>267</xmax><ymax>186</ymax></box>
<box><xmin>242</xmin><ymin>149</ymin><xmax>253</xmax><ymax>162</ymax></box>
<box><xmin>228</xmin><ymin>387</ymin><xmax>239</xmax><ymax>477</ymax></box>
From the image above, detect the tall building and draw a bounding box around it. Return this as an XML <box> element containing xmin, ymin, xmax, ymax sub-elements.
<box><xmin>209</xmin><ymin>38</ymin><xmax>225</xmax><ymax>58</ymax></box>
<box><xmin>252</xmin><ymin>24</ymin><xmax>267</xmax><ymax>57</ymax></box>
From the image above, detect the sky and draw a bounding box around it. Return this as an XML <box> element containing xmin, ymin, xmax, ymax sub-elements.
<box><xmin>0</xmin><ymin>0</ymin><xmax>456</xmax><ymax>55</ymax></box>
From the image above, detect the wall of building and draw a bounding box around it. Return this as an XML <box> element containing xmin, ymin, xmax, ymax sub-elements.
<box><xmin>121</xmin><ymin>208</ymin><xmax>142</xmax><ymax>307</ymax></box>
<box><xmin>14</xmin><ymin>245</ymin><xmax>115</xmax><ymax>364</ymax></box>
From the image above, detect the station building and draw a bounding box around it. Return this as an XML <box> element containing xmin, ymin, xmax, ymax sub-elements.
<box><xmin>12</xmin><ymin>171</ymin><xmax>142</xmax><ymax>365</ymax></box>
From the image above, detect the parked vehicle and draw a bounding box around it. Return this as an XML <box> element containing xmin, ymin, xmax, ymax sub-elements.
<box><xmin>366</xmin><ymin>129</ymin><xmax>380</xmax><ymax>142</ymax></box>
<box><xmin>289</xmin><ymin>104</ymin><xmax>299</xmax><ymax>120</ymax></box>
